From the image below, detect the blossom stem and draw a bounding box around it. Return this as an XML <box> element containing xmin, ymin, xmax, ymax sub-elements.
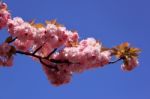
<box><xmin>45</xmin><ymin>48</ymin><xmax>57</xmax><ymax>59</ymax></box>
<box><xmin>16</xmin><ymin>50</ymin><xmax>59</xmax><ymax>70</ymax></box>
<box><xmin>16</xmin><ymin>49</ymin><xmax>75</xmax><ymax>68</ymax></box>
<box><xmin>32</xmin><ymin>42</ymin><xmax>46</xmax><ymax>55</ymax></box>
<box><xmin>8</xmin><ymin>37</ymin><xmax>17</xmax><ymax>43</ymax></box>
<box><xmin>39</xmin><ymin>58</ymin><xmax>59</xmax><ymax>71</ymax></box>
<box><xmin>108</xmin><ymin>58</ymin><xmax>123</xmax><ymax>64</ymax></box>
<box><xmin>16</xmin><ymin>50</ymin><xmax>41</xmax><ymax>59</ymax></box>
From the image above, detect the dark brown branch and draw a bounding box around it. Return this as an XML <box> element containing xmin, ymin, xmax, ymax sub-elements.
<box><xmin>45</xmin><ymin>48</ymin><xmax>57</xmax><ymax>59</ymax></box>
<box><xmin>50</xmin><ymin>59</ymin><xmax>71</xmax><ymax>64</ymax></box>
<box><xmin>16</xmin><ymin>50</ymin><xmax>41</xmax><ymax>59</ymax></box>
<box><xmin>11</xmin><ymin>37</ymin><xmax>17</xmax><ymax>42</ymax></box>
<box><xmin>16</xmin><ymin>50</ymin><xmax>59</xmax><ymax>70</ymax></box>
<box><xmin>32</xmin><ymin>42</ymin><xmax>46</xmax><ymax>55</ymax></box>
<box><xmin>108</xmin><ymin>58</ymin><xmax>123</xmax><ymax>64</ymax></box>
<box><xmin>16</xmin><ymin>50</ymin><xmax>74</xmax><ymax>64</ymax></box>
<box><xmin>7</xmin><ymin>37</ymin><xmax>17</xmax><ymax>43</ymax></box>
<box><xmin>32</xmin><ymin>45</ymin><xmax>43</xmax><ymax>55</ymax></box>
<box><xmin>39</xmin><ymin>58</ymin><xmax>59</xmax><ymax>71</ymax></box>
<box><xmin>16</xmin><ymin>49</ymin><xmax>77</xmax><ymax>70</ymax></box>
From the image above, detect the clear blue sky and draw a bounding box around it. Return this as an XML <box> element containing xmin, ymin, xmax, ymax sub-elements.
<box><xmin>0</xmin><ymin>0</ymin><xmax>149</xmax><ymax>99</ymax></box>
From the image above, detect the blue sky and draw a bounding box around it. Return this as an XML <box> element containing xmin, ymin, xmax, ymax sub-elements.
<box><xmin>0</xmin><ymin>0</ymin><xmax>149</xmax><ymax>99</ymax></box>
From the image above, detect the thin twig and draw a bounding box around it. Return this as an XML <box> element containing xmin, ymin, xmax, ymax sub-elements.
<box><xmin>108</xmin><ymin>58</ymin><xmax>123</xmax><ymax>64</ymax></box>
<box><xmin>16</xmin><ymin>50</ymin><xmax>59</xmax><ymax>70</ymax></box>
<box><xmin>39</xmin><ymin>58</ymin><xmax>59</xmax><ymax>71</ymax></box>
<box><xmin>50</xmin><ymin>59</ymin><xmax>71</xmax><ymax>64</ymax></box>
<box><xmin>32</xmin><ymin>42</ymin><xmax>46</xmax><ymax>55</ymax></box>
<box><xmin>16</xmin><ymin>50</ymin><xmax>41</xmax><ymax>59</ymax></box>
<box><xmin>16</xmin><ymin>49</ymin><xmax>79</xmax><ymax>65</ymax></box>
<box><xmin>8</xmin><ymin>37</ymin><xmax>17</xmax><ymax>43</ymax></box>
<box><xmin>45</xmin><ymin>48</ymin><xmax>57</xmax><ymax>59</ymax></box>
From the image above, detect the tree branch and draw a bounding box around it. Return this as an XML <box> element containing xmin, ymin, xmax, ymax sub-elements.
<box><xmin>16</xmin><ymin>50</ymin><xmax>59</xmax><ymax>70</ymax></box>
<box><xmin>16</xmin><ymin>50</ymin><xmax>41</xmax><ymax>59</ymax></box>
<box><xmin>16</xmin><ymin>48</ymin><xmax>77</xmax><ymax>70</ymax></box>
<box><xmin>7</xmin><ymin>37</ymin><xmax>17</xmax><ymax>43</ymax></box>
<box><xmin>32</xmin><ymin>42</ymin><xmax>46</xmax><ymax>55</ymax></box>
<box><xmin>45</xmin><ymin>48</ymin><xmax>57</xmax><ymax>59</ymax></box>
<box><xmin>39</xmin><ymin>58</ymin><xmax>59</xmax><ymax>71</ymax></box>
<box><xmin>108</xmin><ymin>58</ymin><xmax>123</xmax><ymax>64</ymax></box>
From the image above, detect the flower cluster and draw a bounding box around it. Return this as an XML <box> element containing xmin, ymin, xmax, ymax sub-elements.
<box><xmin>6</xmin><ymin>16</ymin><xmax>111</xmax><ymax>85</ymax></box>
<box><xmin>59</xmin><ymin>38</ymin><xmax>111</xmax><ymax>72</ymax></box>
<box><xmin>121</xmin><ymin>57</ymin><xmax>139</xmax><ymax>71</ymax></box>
<box><xmin>0</xmin><ymin>2</ymin><xmax>141</xmax><ymax>86</ymax></box>
<box><xmin>7</xmin><ymin>17</ymin><xmax>79</xmax><ymax>55</ymax></box>
<box><xmin>42</xmin><ymin>62</ymin><xmax>72</xmax><ymax>86</ymax></box>
<box><xmin>42</xmin><ymin>38</ymin><xmax>111</xmax><ymax>85</ymax></box>
<box><xmin>112</xmin><ymin>42</ymin><xmax>140</xmax><ymax>71</ymax></box>
<box><xmin>0</xmin><ymin>42</ymin><xmax>14</xmax><ymax>66</ymax></box>
<box><xmin>0</xmin><ymin>2</ymin><xmax>11</xmax><ymax>29</ymax></box>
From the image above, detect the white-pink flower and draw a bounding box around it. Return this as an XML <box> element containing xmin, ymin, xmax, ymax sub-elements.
<box><xmin>13</xmin><ymin>39</ymin><xmax>33</xmax><ymax>51</ymax></box>
<box><xmin>0</xmin><ymin>43</ymin><xmax>11</xmax><ymax>56</ymax></box>
<box><xmin>45</xmin><ymin>24</ymin><xmax>69</xmax><ymax>48</ymax></box>
<box><xmin>7</xmin><ymin>17</ymin><xmax>25</xmax><ymax>34</ymax></box>
<box><xmin>0</xmin><ymin>42</ymin><xmax>13</xmax><ymax>67</ymax></box>
<box><xmin>121</xmin><ymin>58</ymin><xmax>139</xmax><ymax>71</ymax></box>
<box><xmin>42</xmin><ymin>60</ymin><xmax>72</xmax><ymax>86</ymax></box>
<box><xmin>55</xmin><ymin>38</ymin><xmax>111</xmax><ymax>72</ymax></box>
<box><xmin>7</xmin><ymin>17</ymin><xmax>36</xmax><ymax>40</ymax></box>
<box><xmin>0</xmin><ymin>2</ymin><xmax>11</xmax><ymax>29</ymax></box>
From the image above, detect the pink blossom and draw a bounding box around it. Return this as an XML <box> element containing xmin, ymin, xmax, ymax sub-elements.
<box><xmin>0</xmin><ymin>2</ymin><xmax>8</xmax><ymax>9</ymax></box>
<box><xmin>121</xmin><ymin>58</ymin><xmax>139</xmax><ymax>71</ymax></box>
<box><xmin>45</xmin><ymin>24</ymin><xmax>69</xmax><ymax>48</ymax></box>
<box><xmin>13</xmin><ymin>22</ymin><xmax>36</xmax><ymax>40</ymax></box>
<box><xmin>0</xmin><ymin>57</ymin><xmax>13</xmax><ymax>67</ymax></box>
<box><xmin>99</xmin><ymin>51</ymin><xmax>111</xmax><ymax>66</ymax></box>
<box><xmin>34</xmin><ymin>27</ymin><xmax>46</xmax><ymax>40</ymax></box>
<box><xmin>56</xmin><ymin>38</ymin><xmax>111</xmax><ymax>72</ymax></box>
<box><xmin>0</xmin><ymin>43</ymin><xmax>11</xmax><ymax>56</ymax></box>
<box><xmin>0</xmin><ymin>2</ymin><xmax>11</xmax><ymax>29</ymax></box>
<box><xmin>65</xmin><ymin>31</ymin><xmax>79</xmax><ymax>46</ymax></box>
<box><xmin>42</xmin><ymin>60</ymin><xmax>72</xmax><ymax>86</ymax></box>
<box><xmin>13</xmin><ymin>39</ymin><xmax>33</xmax><ymax>51</ymax></box>
<box><xmin>0</xmin><ymin>43</ymin><xmax>13</xmax><ymax>67</ymax></box>
<box><xmin>7</xmin><ymin>17</ymin><xmax>24</xmax><ymax>34</ymax></box>
<box><xmin>37</xmin><ymin>43</ymin><xmax>54</xmax><ymax>57</ymax></box>
<box><xmin>7</xmin><ymin>17</ymin><xmax>36</xmax><ymax>40</ymax></box>
<box><xmin>0</xmin><ymin>1</ymin><xmax>141</xmax><ymax>86</ymax></box>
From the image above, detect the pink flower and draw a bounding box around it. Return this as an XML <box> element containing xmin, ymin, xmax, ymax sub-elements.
<box><xmin>99</xmin><ymin>51</ymin><xmax>111</xmax><ymax>66</ymax></box>
<box><xmin>0</xmin><ymin>57</ymin><xmax>13</xmax><ymax>67</ymax></box>
<box><xmin>65</xmin><ymin>31</ymin><xmax>79</xmax><ymax>46</ymax></box>
<box><xmin>13</xmin><ymin>23</ymin><xmax>36</xmax><ymax>40</ymax></box>
<box><xmin>0</xmin><ymin>1</ymin><xmax>141</xmax><ymax>86</ymax></box>
<box><xmin>13</xmin><ymin>39</ymin><xmax>33</xmax><ymax>51</ymax></box>
<box><xmin>7</xmin><ymin>17</ymin><xmax>24</xmax><ymax>34</ymax></box>
<box><xmin>57</xmin><ymin>38</ymin><xmax>111</xmax><ymax>72</ymax></box>
<box><xmin>0</xmin><ymin>43</ymin><xmax>11</xmax><ymax>56</ymax></box>
<box><xmin>38</xmin><ymin>43</ymin><xmax>54</xmax><ymax>57</ymax></box>
<box><xmin>121</xmin><ymin>58</ymin><xmax>139</xmax><ymax>71</ymax></box>
<box><xmin>42</xmin><ymin>61</ymin><xmax>72</xmax><ymax>86</ymax></box>
<box><xmin>0</xmin><ymin>42</ymin><xmax>13</xmax><ymax>67</ymax></box>
<box><xmin>7</xmin><ymin>17</ymin><xmax>36</xmax><ymax>40</ymax></box>
<box><xmin>0</xmin><ymin>3</ymin><xmax>11</xmax><ymax>29</ymax></box>
<box><xmin>0</xmin><ymin>2</ymin><xmax>7</xmax><ymax>9</ymax></box>
<box><xmin>45</xmin><ymin>24</ymin><xmax>69</xmax><ymax>48</ymax></box>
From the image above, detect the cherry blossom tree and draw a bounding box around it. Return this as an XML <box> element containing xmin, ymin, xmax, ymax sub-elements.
<box><xmin>0</xmin><ymin>2</ymin><xmax>140</xmax><ymax>86</ymax></box>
